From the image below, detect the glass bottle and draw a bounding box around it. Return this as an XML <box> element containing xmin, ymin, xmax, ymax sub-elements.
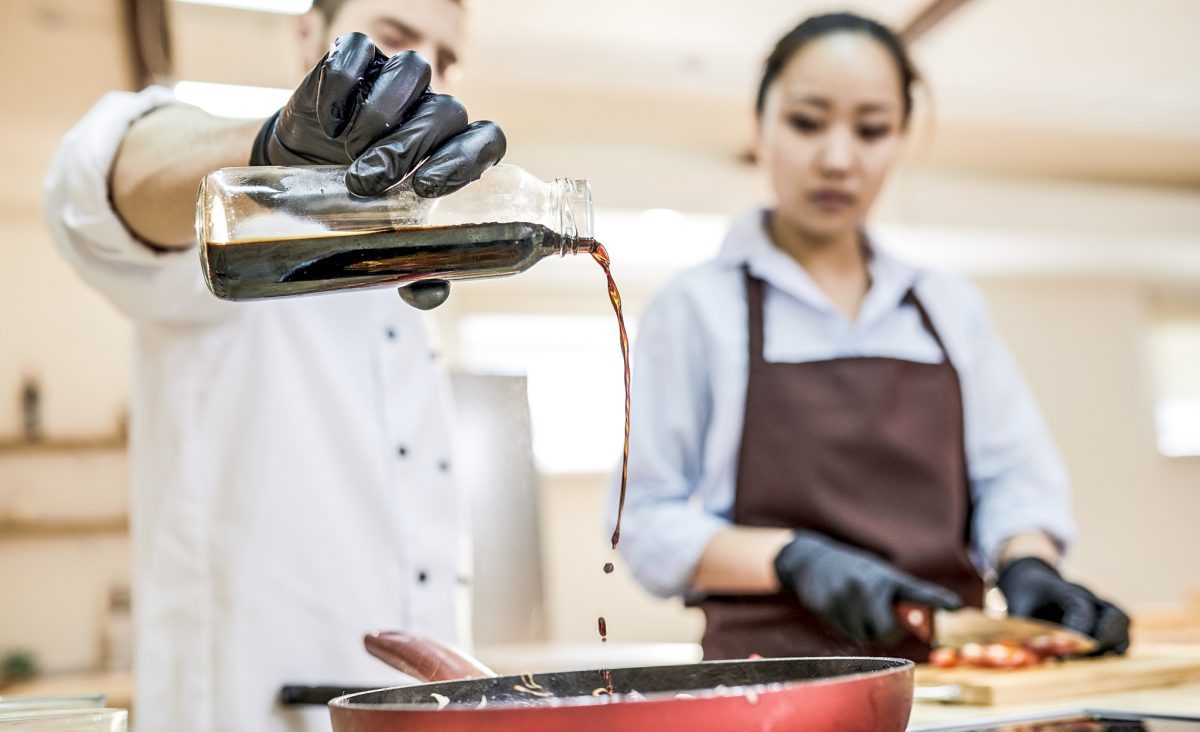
<box><xmin>196</xmin><ymin>163</ymin><xmax>594</xmax><ymax>301</ymax></box>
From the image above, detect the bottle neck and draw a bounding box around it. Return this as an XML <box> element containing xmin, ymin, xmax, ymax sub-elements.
<box><xmin>555</xmin><ymin>178</ymin><xmax>594</xmax><ymax>256</ymax></box>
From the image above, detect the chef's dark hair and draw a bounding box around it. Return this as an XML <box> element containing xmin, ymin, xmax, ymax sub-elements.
<box><xmin>310</xmin><ymin>0</ymin><xmax>352</xmax><ymax>21</ymax></box>
<box><xmin>755</xmin><ymin>12</ymin><xmax>918</xmax><ymax>128</ymax></box>
<box><xmin>311</xmin><ymin>0</ymin><xmax>462</xmax><ymax>22</ymax></box>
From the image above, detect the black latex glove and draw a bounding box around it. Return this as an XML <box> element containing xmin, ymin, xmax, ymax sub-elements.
<box><xmin>250</xmin><ymin>32</ymin><xmax>506</xmax><ymax>309</ymax></box>
<box><xmin>774</xmin><ymin>531</ymin><xmax>964</xmax><ymax>646</ymax></box>
<box><xmin>998</xmin><ymin>557</ymin><xmax>1130</xmax><ymax>654</ymax></box>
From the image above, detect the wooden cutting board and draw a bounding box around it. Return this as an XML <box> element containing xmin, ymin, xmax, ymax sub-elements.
<box><xmin>915</xmin><ymin>654</ymin><xmax>1200</xmax><ymax>705</ymax></box>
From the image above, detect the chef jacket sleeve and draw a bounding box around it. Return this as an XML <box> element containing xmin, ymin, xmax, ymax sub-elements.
<box><xmin>607</xmin><ymin>282</ymin><xmax>731</xmax><ymax>599</ymax></box>
<box><xmin>950</xmin><ymin>280</ymin><xmax>1078</xmax><ymax>570</ymax></box>
<box><xmin>43</xmin><ymin>87</ymin><xmax>235</xmax><ymax>326</ymax></box>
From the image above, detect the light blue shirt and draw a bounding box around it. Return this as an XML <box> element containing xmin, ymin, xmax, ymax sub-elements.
<box><xmin>610</xmin><ymin>209</ymin><xmax>1076</xmax><ymax>599</ymax></box>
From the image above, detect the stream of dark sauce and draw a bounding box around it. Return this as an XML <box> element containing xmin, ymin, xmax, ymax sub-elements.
<box><xmin>587</xmin><ymin>240</ymin><xmax>628</xmax><ymax>697</ymax></box>
<box><xmin>588</xmin><ymin>241</ymin><xmax>631</xmax><ymax>551</ymax></box>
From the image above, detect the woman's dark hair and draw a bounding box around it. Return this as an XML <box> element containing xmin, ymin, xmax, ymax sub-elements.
<box><xmin>755</xmin><ymin>12</ymin><xmax>919</xmax><ymax>127</ymax></box>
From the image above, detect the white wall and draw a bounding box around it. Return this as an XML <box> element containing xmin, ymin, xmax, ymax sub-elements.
<box><xmin>0</xmin><ymin>0</ymin><xmax>135</xmax><ymax>674</ymax></box>
<box><xmin>978</xmin><ymin>278</ymin><xmax>1200</xmax><ymax>607</ymax></box>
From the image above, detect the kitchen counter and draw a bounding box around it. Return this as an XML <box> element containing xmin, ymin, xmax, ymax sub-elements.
<box><xmin>908</xmin><ymin>643</ymin><xmax>1200</xmax><ymax>728</ymax></box>
<box><xmin>910</xmin><ymin>680</ymin><xmax>1200</xmax><ymax>727</ymax></box>
<box><xmin>5</xmin><ymin>645</ymin><xmax>1198</xmax><ymax>730</ymax></box>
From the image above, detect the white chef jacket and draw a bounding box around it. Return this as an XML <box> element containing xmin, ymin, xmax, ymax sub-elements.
<box><xmin>612</xmin><ymin>209</ymin><xmax>1076</xmax><ymax>599</ymax></box>
<box><xmin>43</xmin><ymin>87</ymin><xmax>470</xmax><ymax>732</ymax></box>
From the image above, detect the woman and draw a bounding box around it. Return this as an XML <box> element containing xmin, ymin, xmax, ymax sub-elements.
<box><xmin>613</xmin><ymin>12</ymin><xmax>1129</xmax><ymax>662</ymax></box>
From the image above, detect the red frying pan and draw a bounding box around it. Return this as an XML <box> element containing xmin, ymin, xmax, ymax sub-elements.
<box><xmin>327</xmin><ymin>631</ymin><xmax>915</xmax><ymax>732</ymax></box>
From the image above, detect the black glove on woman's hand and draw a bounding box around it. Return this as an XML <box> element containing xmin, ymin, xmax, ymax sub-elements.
<box><xmin>250</xmin><ymin>33</ymin><xmax>506</xmax><ymax>310</ymax></box>
<box><xmin>998</xmin><ymin>557</ymin><xmax>1130</xmax><ymax>655</ymax></box>
<box><xmin>774</xmin><ymin>532</ymin><xmax>963</xmax><ymax>645</ymax></box>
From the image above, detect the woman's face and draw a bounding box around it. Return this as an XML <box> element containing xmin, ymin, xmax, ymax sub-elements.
<box><xmin>757</xmin><ymin>32</ymin><xmax>906</xmax><ymax>242</ymax></box>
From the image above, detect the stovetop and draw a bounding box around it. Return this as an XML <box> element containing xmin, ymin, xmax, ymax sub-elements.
<box><xmin>911</xmin><ymin>709</ymin><xmax>1200</xmax><ymax>731</ymax></box>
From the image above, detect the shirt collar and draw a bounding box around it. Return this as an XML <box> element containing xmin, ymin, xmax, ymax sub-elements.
<box><xmin>717</xmin><ymin>208</ymin><xmax>921</xmax><ymax>328</ymax></box>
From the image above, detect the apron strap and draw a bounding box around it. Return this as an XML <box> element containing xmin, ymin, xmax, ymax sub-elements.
<box><xmin>903</xmin><ymin>286</ymin><xmax>974</xmax><ymax>545</ymax></box>
<box><xmin>743</xmin><ymin>266</ymin><xmax>767</xmax><ymax>370</ymax></box>
<box><xmin>903</xmin><ymin>287</ymin><xmax>951</xmax><ymax>359</ymax></box>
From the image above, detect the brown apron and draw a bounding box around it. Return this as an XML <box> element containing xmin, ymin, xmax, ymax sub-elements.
<box><xmin>699</xmin><ymin>269</ymin><xmax>984</xmax><ymax>662</ymax></box>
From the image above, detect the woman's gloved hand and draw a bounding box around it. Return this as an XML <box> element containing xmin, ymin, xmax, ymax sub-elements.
<box><xmin>774</xmin><ymin>531</ymin><xmax>963</xmax><ymax>645</ymax></box>
<box><xmin>998</xmin><ymin>557</ymin><xmax>1130</xmax><ymax>654</ymax></box>
<box><xmin>250</xmin><ymin>32</ymin><xmax>506</xmax><ymax>310</ymax></box>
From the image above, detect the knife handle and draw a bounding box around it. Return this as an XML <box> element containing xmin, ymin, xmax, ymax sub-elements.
<box><xmin>895</xmin><ymin>601</ymin><xmax>934</xmax><ymax>643</ymax></box>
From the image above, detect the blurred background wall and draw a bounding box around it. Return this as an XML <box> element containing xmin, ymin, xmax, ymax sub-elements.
<box><xmin>1</xmin><ymin>0</ymin><xmax>1198</xmax><ymax>677</ymax></box>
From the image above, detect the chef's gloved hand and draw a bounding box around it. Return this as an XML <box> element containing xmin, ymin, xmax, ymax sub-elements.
<box><xmin>774</xmin><ymin>531</ymin><xmax>964</xmax><ymax>646</ymax></box>
<box><xmin>250</xmin><ymin>32</ymin><xmax>506</xmax><ymax>310</ymax></box>
<box><xmin>998</xmin><ymin>557</ymin><xmax>1130</xmax><ymax>655</ymax></box>
<box><xmin>250</xmin><ymin>31</ymin><xmax>505</xmax><ymax>195</ymax></box>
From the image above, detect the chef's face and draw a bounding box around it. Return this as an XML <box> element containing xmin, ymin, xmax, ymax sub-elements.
<box><xmin>298</xmin><ymin>0</ymin><xmax>465</xmax><ymax>91</ymax></box>
<box><xmin>756</xmin><ymin>32</ymin><xmax>906</xmax><ymax>242</ymax></box>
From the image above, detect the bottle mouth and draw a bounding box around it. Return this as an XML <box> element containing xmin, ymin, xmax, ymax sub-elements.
<box><xmin>565</xmin><ymin>238</ymin><xmax>598</xmax><ymax>256</ymax></box>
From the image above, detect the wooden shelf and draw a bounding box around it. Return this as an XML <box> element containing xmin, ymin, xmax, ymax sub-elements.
<box><xmin>0</xmin><ymin>436</ymin><xmax>127</xmax><ymax>455</ymax></box>
<box><xmin>0</xmin><ymin>516</ymin><xmax>129</xmax><ymax>539</ymax></box>
<box><xmin>0</xmin><ymin>670</ymin><xmax>133</xmax><ymax>710</ymax></box>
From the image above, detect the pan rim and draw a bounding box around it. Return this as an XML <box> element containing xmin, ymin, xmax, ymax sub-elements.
<box><xmin>328</xmin><ymin>656</ymin><xmax>914</xmax><ymax>713</ymax></box>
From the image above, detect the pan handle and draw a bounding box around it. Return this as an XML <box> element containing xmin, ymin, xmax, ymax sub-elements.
<box><xmin>364</xmin><ymin>630</ymin><xmax>497</xmax><ymax>683</ymax></box>
<box><xmin>278</xmin><ymin>684</ymin><xmax>379</xmax><ymax>706</ymax></box>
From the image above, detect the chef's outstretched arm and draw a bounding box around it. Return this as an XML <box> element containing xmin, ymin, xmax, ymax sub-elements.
<box><xmin>112</xmin><ymin>33</ymin><xmax>504</xmax><ymax>252</ymax></box>
<box><xmin>112</xmin><ymin>108</ymin><xmax>257</xmax><ymax>248</ymax></box>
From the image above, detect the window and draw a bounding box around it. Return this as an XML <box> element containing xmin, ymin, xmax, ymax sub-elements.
<box><xmin>457</xmin><ymin>313</ymin><xmax>637</xmax><ymax>474</ymax></box>
<box><xmin>1148</xmin><ymin>311</ymin><xmax>1200</xmax><ymax>457</ymax></box>
<box><xmin>450</xmin><ymin>208</ymin><xmax>727</xmax><ymax>473</ymax></box>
